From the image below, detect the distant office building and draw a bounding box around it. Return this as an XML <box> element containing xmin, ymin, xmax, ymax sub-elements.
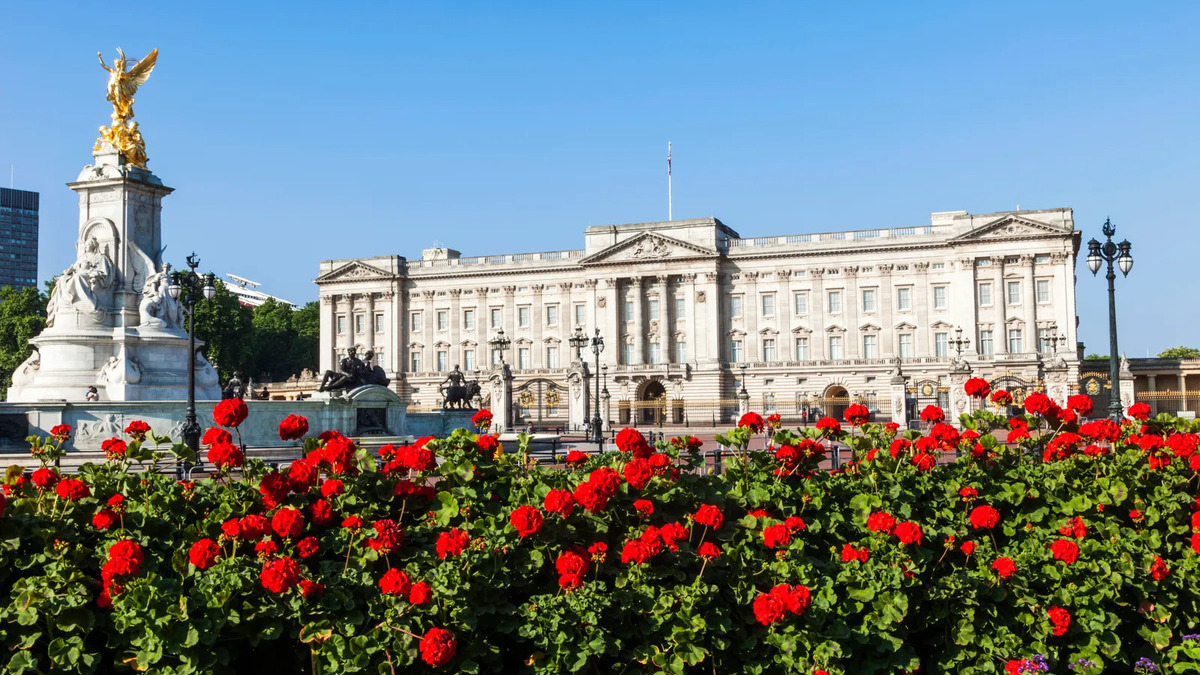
<box><xmin>0</xmin><ymin>187</ymin><xmax>39</xmax><ymax>289</ymax></box>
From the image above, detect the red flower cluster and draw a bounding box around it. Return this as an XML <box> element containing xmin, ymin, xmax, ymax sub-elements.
<box><xmin>189</xmin><ymin>538</ymin><xmax>220</xmax><ymax>569</ymax></box>
<box><xmin>693</xmin><ymin>504</ymin><xmax>724</xmax><ymax>530</ymax></box>
<box><xmin>623</xmin><ymin>457</ymin><xmax>654</xmax><ymax>489</ymax></box>
<box><xmin>419</xmin><ymin>627</ymin><xmax>457</xmax><ymax>667</ymax></box>
<box><xmin>1128</xmin><ymin>402</ymin><xmax>1151</xmax><ymax>421</ymax></box>
<box><xmin>271</xmin><ymin>507</ymin><xmax>305</xmax><ymax>539</ymax></box>
<box><xmin>992</xmin><ymin>556</ymin><xmax>1017</xmax><ymax>579</ymax></box>
<box><xmin>1059</xmin><ymin>516</ymin><xmax>1088</xmax><ymax>539</ymax></box>
<box><xmin>893</xmin><ymin>521</ymin><xmax>923</xmax><ymax>545</ymax></box>
<box><xmin>698</xmin><ymin>542</ymin><xmax>721</xmax><ymax>560</ymax></box>
<box><xmin>841</xmin><ymin>543</ymin><xmax>869</xmax><ymax>563</ymax></box>
<box><xmin>555</xmin><ymin>549</ymin><xmax>590</xmax><ymax>589</ymax></box>
<box><xmin>99</xmin><ymin>539</ymin><xmax>144</xmax><ymax>607</ymax></box>
<box><xmin>55</xmin><ymin>477</ymin><xmax>90</xmax><ymax>501</ymax></box>
<box><xmin>379</xmin><ymin>567</ymin><xmax>412</xmax><ymax>595</ymax></box>
<box><xmin>615</xmin><ymin>428</ymin><xmax>653</xmax><ymax>458</ymax></box>
<box><xmin>260</xmin><ymin>556</ymin><xmax>302</xmax><ymax>593</ymax></box>
<box><xmin>920</xmin><ymin>405</ymin><xmax>945</xmax><ymax>423</ymax></box>
<box><xmin>278</xmin><ymin>414</ymin><xmax>309</xmax><ymax>441</ymax></box>
<box><xmin>843</xmin><ymin>403</ymin><xmax>870</xmax><ymax>426</ymax></box>
<box><xmin>382</xmin><ymin>441</ymin><xmax>437</xmax><ymax>473</ymax></box>
<box><xmin>92</xmin><ymin>507</ymin><xmax>117</xmax><ymax>530</ymax></box>
<box><xmin>738</xmin><ymin>412</ymin><xmax>765</xmax><ymax>433</ymax></box>
<box><xmin>50</xmin><ymin>423</ymin><xmax>72</xmax><ymax>441</ymax></box>
<box><xmin>752</xmin><ymin>583</ymin><xmax>811</xmax><ymax>625</ymax></box>
<box><xmin>669</xmin><ymin>435</ymin><xmax>703</xmax><ymax>453</ymax></box>
<box><xmin>866</xmin><ymin>511</ymin><xmax>897</xmax><ymax>534</ymax></box>
<box><xmin>766</xmin><ymin>413</ymin><xmax>782</xmax><ymax>429</ymax></box>
<box><xmin>969</xmin><ymin>505</ymin><xmax>1001</xmax><ymax>530</ymax></box>
<box><xmin>815</xmin><ymin>417</ymin><xmax>841</xmax><ymax>437</ymax></box>
<box><xmin>763</xmin><ymin>523</ymin><xmax>792</xmax><ymax>549</ymax></box>
<box><xmin>964</xmin><ymin>377</ymin><xmax>991</xmax><ymax>398</ymax></box>
<box><xmin>543</xmin><ymin>489</ymin><xmax>575</xmax><ymax>517</ymax></box>
<box><xmin>201</xmin><ymin>426</ymin><xmax>232</xmax><ymax>446</ymax></box>
<box><xmin>1066</xmin><ymin>394</ymin><xmax>1094</xmax><ymax>417</ymax></box>
<box><xmin>101</xmin><ymin>437</ymin><xmax>128</xmax><ymax>460</ymax></box>
<box><xmin>366</xmin><ymin>519</ymin><xmax>404</xmax><ymax>554</ymax></box>
<box><xmin>470</xmin><ymin>409</ymin><xmax>493</xmax><ymax>431</ymax></box>
<box><xmin>213</xmin><ymin>398</ymin><xmax>248</xmax><ymax>428</ymax></box>
<box><xmin>123</xmin><ymin>420</ymin><xmax>150</xmax><ymax>441</ymax></box>
<box><xmin>633</xmin><ymin>499</ymin><xmax>654</xmax><ymax>517</ymax></box>
<box><xmin>207</xmin><ymin>442</ymin><xmax>244</xmax><ymax>470</ymax></box>
<box><xmin>774</xmin><ymin>439</ymin><xmax>825</xmax><ymax>476</ymax></box>
<box><xmin>475</xmin><ymin>434</ymin><xmax>500</xmax><ymax>459</ymax></box>
<box><xmin>574</xmin><ymin>467</ymin><xmax>621</xmax><ymax>513</ymax></box>
<box><xmin>1048</xmin><ymin>606</ymin><xmax>1071</xmax><ymax>636</ymax></box>
<box><xmin>509</xmin><ymin>505</ymin><xmax>544</xmax><ymax>537</ymax></box>
<box><xmin>436</xmin><ymin>528</ymin><xmax>470</xmax><ymax>559</ymax></box>
<box><xmin>1150</xmin><ymin>555</ymin><xmax>1170</xmax><ymax>580</ymax></box>
<box><xmin>1049</xmin><ymin>538</ymin><xmax>1079</xmax><ymax>564</ymax></box>
<box><xmin>991</xmin><ymin>389</ymin><xmax>1013</xmax><ymax>407</ymax></box>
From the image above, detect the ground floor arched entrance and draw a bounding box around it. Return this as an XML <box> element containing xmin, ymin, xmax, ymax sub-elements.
<box><xmin>823</xmin><ymin>385</ymin><xmax>849</xmax><ymax>423</ymax></box>
<box><xmin>637</xmin><ymin>380</ymin><xmax>668</xmax><ymax>425</ymax></box>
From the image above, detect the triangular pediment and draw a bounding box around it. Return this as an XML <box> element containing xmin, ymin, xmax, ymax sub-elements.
<box><xmin>315</xmin><ymin>260</ymin><xmax>396</xmax><ymax>284</ymax></box>
<box><xmin>580</xmin><ymin>232</ymin><xmax>717</xmax><ymax>266</ymax></box>
<box><xmin>952</xmin><ymin>215</ymin><xmax>1069</xmax><ymax>242</ymax></box>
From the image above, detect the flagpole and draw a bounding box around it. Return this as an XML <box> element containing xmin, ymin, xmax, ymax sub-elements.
<box><xmin>667</xmin><ymin>141</ymin><xmax>673</xmax><ymax>221</ymax></box>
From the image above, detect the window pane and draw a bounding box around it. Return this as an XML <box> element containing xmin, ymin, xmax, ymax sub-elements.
<box><xmin>411</xmin><ymin>312</ymin><xmax>421</xmax><ymax>331</ymax></box>
<box><xmin>574</xmin><ymin>304</ymin><xmax>585</xmax><ymax>326</ymax></box>
<box><xmin>761</xmin><ymin>294</ymin><xmax>775</xmax><ymax>317</ymax></box>
<box><xmin>463</xmin><ymin>309</ymin><xmax>474</xmax><ymax>330</ymax></box>
<box><xmin>649</xmin><ymin>342</ymin><xmax>661</xmax><ymax>364</ymax></box>
<box><xmin>1008</xmin><ymin>329</ymin><xmax>1023</xmax><ymax>352</ymax></box>
<box><xmin>829</xmin><ymin>336</ymin><xmax>843</xmax><ymax>360</ymax></box>
<box><xmin>437</xmin><ymin>350</ymin><xmax>448</xmax><ymax>372</ymax></box>
<box><xmin>980</xmin><ymin>330</ymin><xmax>994</xmax><ymax>355</ymax></box>
<box><xmin>935</xmin><ymin>332</ymin><xmax>948</xmax><ymax>357</ymax></box>
<box><xmin>375</xmin><ymin>313</ymin><xmax>384</xmax><ymax>333</ymax></box>
<box><xmin>763</xmin><ymin>339</ymin><xmax>775</xmax><ymax>361</ymax></box>
<box><xmin>547</xmin><ymin>346</ymin><xmax>559</xmax><ymax>368</ymax></box>
<box><xmin>337</xmin><ymin>316</ymin><xmax>346</xmax><ymax>334</ymax></box>
<box><xmin>730</xmin><ymin>340</ymin><xmax>743</xmax><ymax>362</ymax></box>
<box><xmin>731</xmin><ymin>296</ymin><xmax>743</xmax><ymax>318</ymax></box>
<box><xmin>464</xmin><ymin>349</ymin><xmax>475</xmax><ymax>371</ymax></box>
<box><xmin>899</xmin><ymin>334</ymin><xmax>913</xmax><ymax>358</ymax></box>
<box><xmin>794</xmin><ymin>293</ymin><xmax>808</xmax><ymax>315</ymax></box>
<box><xmin>674</xmin><ymin>340</ymin><xmax>687</xmax><ymax>362</ymax></box>
<box><xmin>795</xmin><ymin>337</ymin><xmax>809</xmax><ymax>361</ymax></box>
<box><xmin>622</xmin><ymin>343</ymin><xmax>634</xmax><ymax>364</ymax></box>
<box><xmin>828</xmin><ymin>291</ymin><xmax>842</xmax><ymax>314</ymax></box>
<box><xmin>862</xmin><ymin>289</ymin><xmax>876</xmax><ymax>312</ymax></box>
<box><xmin>674</xmin><ymin>295</ymin><xmax>685</xmax><ymax>320</ymax></box>
<box><xmin>436</xmin><ymin>310</ymin><xmax>448</xmax><ymax>331</ymax></box>
<box><xmin>623</xmin><ymin>300</ymin><xmax>634</xmax><ymax>321</ymax></box>
<box><xmin>863</xmin><ymin>334</ymin><xmax>878</xmax><ymax>359</ymax></box>
<box><xmin>490</xmin><ymin>308</ymin><xmax>502</xmax><ymax>328</ymax></box>
<box><xmin>546</xmin><ymin>305</ymin><xmax>558</xmax><ymax>326</ymax></box>
<box><xmin>518</xmin><ymin>307</ymin><xmax>531</xmax><ymax>327</ymax></box>
<box><xmin>979</xmin><ymin>283</ymin><xmax>992</xmax><ymax>306</ymax></box>
<box><xmin>1036</xmin><ymin>279</ymin><xmax>1050</xmax><ymax>303</ymax></box>
<box><xmin>355</xmin><ymin>315</ymin><xmax>364</xmax><ymax>333</ymax></box>
<box><xmin>897</xmin><ymin>288</ymin><xmax>911</xmax><ymax>311</ymax></box>
<box><xmin>1008</xmin><ymin>282</ymin><xmax>1021</xmax><ymax>305</ymax></box>
<box><xmin>518</xmin><ymin>347</ymin><xmax>531</xmax><ymax>369</ymax></box>
<box><xmin>933</xmin><ymin>287</ymin><xmax>947</xmax><ymax>309</ymax></box>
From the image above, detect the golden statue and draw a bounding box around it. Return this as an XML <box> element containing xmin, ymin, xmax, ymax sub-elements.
<box><xmin>95</xmin><ymin>48</ymin><xmax>157</xmax><ymax>168</ymax></box>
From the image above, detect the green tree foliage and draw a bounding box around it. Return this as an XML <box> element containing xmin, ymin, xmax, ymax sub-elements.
<box><xmin>1157</xmin><ymin>346</ymin><xmax>1200</xmax><ymax>359</ymax></box>
<box><xmin>1084</xmin><ymin>353</ymin><xmax>1109</xmax><ymax>361</ymax></box>
<box><xmin>247</xmin><ymin>299</ymin><xmax>320</xmax><ymax>381</ymax></box>
<box><xmin>292</xmin><ymin>300</ymin><xmax>320</xmax><ymax>373</ymax></box>
<box><xmin>0</xmin><ymin>285</ymin><xmax>47</xmax><ymax>398</ymax></box>
<box><xmin>190</xmin><ymin>279</ymin><xmax>254</xmax><ymax>381</ymax></box>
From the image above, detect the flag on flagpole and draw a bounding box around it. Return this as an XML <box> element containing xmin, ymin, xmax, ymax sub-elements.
<box><xmin>667</xmin><ymin>142</ymin><xmax>672</xmax><ymax>176</ymax></box>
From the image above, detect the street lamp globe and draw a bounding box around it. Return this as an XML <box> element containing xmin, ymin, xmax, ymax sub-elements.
<box><xmin>1086</xmin><ymin>240</ymin><xmax>1102</xmax><ymax>275</ymax></box>
<box><xmin>167</xmin><ymin>273</ymin><xmax>182</xmax><ymax>300</ymax></box>
<box><xmin>202</xmin><ymin>273</ymin><xmax>217</xmax><ymax>300</ymax></box>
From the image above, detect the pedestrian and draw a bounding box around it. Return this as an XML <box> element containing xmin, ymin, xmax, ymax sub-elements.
<box><xmin>582</xmin><ymin>420</ymin><xmax>590</xmax><ymax>437</ymax></box>
<box><xmin>85</xmin><ymin>385</ymin><xmax>99</xmax><ymax>402</ymax></box>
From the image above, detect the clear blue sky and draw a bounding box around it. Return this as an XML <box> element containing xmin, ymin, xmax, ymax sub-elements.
<box><xmin>2</xmin><ymin>2</ymin><xmax>1197</xmax><ymax>356</ymax></box>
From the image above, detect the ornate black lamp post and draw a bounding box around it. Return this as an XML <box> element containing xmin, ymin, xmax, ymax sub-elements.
<box><xmin>739</xmin><ymin>363</ymin><xmax>748</xmax><ymax>395</ymax></box>
<box><xmin>569</xmin><ymin>325</ymin><xmax>588</xmax><ymax>360</ymax></box>
<box><xmin>949</xmin><ymin>327</ymin><xmax>971</xmax><ymax>358</ymax></box>
<box><xmin>589</xmin><ymin>329</ymin><xmax>605</xmax><ymax>450</ymax></box>
<box><xmin>1086</xmin><ymin>219</ymin><xmax>1133</xmax><ymax>421</ymax></box>
<box><xmin>167</xmin><ymin>253</ymin><xmax>215</xmax><ymax>456</ymax></box>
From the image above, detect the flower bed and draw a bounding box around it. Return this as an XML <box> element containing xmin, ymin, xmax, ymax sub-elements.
<box><xmin>2</xmin><ymin>385</ymin><xmax>1200</xmax><ymax>674</ymax></box>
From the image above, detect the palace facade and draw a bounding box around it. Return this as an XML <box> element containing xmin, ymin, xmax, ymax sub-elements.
<box><xmin>315</xmin><ymin>208</ymin><xmax>1081</xmax><ymax>429</ymax></box>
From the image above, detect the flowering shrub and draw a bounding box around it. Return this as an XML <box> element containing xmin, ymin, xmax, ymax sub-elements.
<box><xmin>2</xmin><ymin>399</ymin><xmax>1200</xmax><ymax>674</ymax></box>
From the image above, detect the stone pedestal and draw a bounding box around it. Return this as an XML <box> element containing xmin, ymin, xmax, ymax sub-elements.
<box><xmin>487</xmin><ymin>362</ymin><xmax>514</xmax><ymax>433</ymax></box>
<box><xmin>947</xmin><ymin>362</ymin><xmax>972</xmax><ymax>424</ymax></box>
<box><xmin>566</xmin><ymin>361</ymin><xmax>590</xmax><ymax>431</ymax></box>
<box><xmin>6</xmin><ymin>145</ymin><xmax>220</xmax><ymax>403</ymax></box>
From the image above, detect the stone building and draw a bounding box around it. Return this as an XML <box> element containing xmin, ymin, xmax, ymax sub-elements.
<box><xmin>315</xmin><ymin>208</ymin><xmax>1082</xmax><ymax>430</ymax></box>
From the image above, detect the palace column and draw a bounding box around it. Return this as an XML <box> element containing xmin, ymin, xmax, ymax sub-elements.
<box><xmin>421</xmin><ymin>291</ymin><xmax>436</xmax><ymax>376</ymax></box>
<box><xmin>878</xmin><ymin>264</ymin><xmax>895</xmax><ymax>355</ymax></box>
<box><xmin>844</xmin><ymin>266</ymin><xmax>860</xmax><ymax>357</ymax></box>
<box><xmin>631</xmin><ymin>276</ymin><xmax>646</xmax><ymax>365</ymax></box>
<box><xmin>912</xmin><ymin>263</ymin><xmax>930</xmax><ymax>355</ymax></box>
<box><xmin>599</xmin><ymin>277</ymin><xmax>619</xmax><ymax>360</ymax></box>
<box><xmin>655</xmin><ymin>274</ymin><xmax>670</xmax><ymax>363</ymax></box>
<box><xmin>699</xmin><ymin>271</ymin><xmax>721</xmax><ymax>366</ymax></box>
<box><xmin>995</xmin><ymin>258</ymin><xmax>1008</xmax><ymax>355</ymax></box>
<box><xmin>363</xmin><ymin>293</ymin><xmax>376</xmax><ymax>354</ymax></box>
<box><xmin>1021</xmin><ymin>254</ymin><xmax>1037</xmax><ymax>353</ymax></box>
<box><xmin>503</xmin><ymin>285</ymin><xmax>517</xmax><ymax>360</ymax></box>
<box><xmin>744</xmin><ymin>272</ymin><xmax>759</xmax><ymax>361</ymax></box>
<box><xmin>681</xmin><ymin>273</ymin><xmax>698</xmax><ymax>364</ymax></box>
<box><xmin>320</xmin><ymin>295</ymin><xmax>336</xmax><ymax>373</ymax></box>
<box><xmin>776</xmin><ymin>270</ymin><xmax>792</xmax><ymax>356</ymax></box>
<box><xmin>448</xmin><ymin>289</ymin><xmax>462</xmax><ymax>367</ymax></box>
<box><xmin>531</xmin><ymin>284</ymin><xmax>545</xmax><ymax>367</ymax></box>
<box><xmin>474</xmin><ymin>287</ymin><xmax>490</xmax><ymax>368</ymax></box>
<box><xmin>810</xmin><ymin>269</ymin><xmax>826</xmax><ymax>359</ymax></box>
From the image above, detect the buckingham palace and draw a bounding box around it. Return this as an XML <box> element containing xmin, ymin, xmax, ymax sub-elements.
<box><xmin>315</xmin><ymin>208</ymin><xmax>1081</xmax><ymax>430</ymax></box>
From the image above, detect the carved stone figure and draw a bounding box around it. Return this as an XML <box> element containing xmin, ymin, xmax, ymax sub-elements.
<box><xmin>318</xmin><ymin>348</ymin><xmax>390</xmax><ymax>393</ymax></box>
<box><xmin>196</xmin><ymin>352</ymin><xmax>219</xmax><ymax>389</ymax></box>
<box><xmin>46</xmin><ymin>238</ymin><xmax>115</xmax><ymax>327</ymax></box>
<box><xmin>223</xmin><ymin>371</ymin><xmax>247</xmax><ymax>400</ymax></box>
<box><xmin>11</xmin><ymin>351</ymin><xmax>39</xmax><ymax>386</ymax></box>
<box><xmin>138</xmin><ymin>262</ymin><xmax>183</xmax><ymax>328</ymax></box>
<box><xmin>98</xmin><ymin>356</ymin><xmax>121</xmax><ymax>383</ymax></box>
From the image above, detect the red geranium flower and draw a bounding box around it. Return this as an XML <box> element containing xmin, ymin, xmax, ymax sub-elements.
<box><xmin>633</xmin><ymin>499</ymin><xmax>654</xmax><ymax>517</ymax></box>
<box><xmin>1128</xmin><ymin>402</ymin><xmax>1151</xmax><ymax>421</ymax></box>
<box><xmin>408</xmin><ymin>581</ymin><xmax>432</xmax><ymax>604</ymax></box>
<box><xmin>763</xmin><ymin>523</ymin><xmax>792</xmax><ymax>549</ymax></box>
<box><xmin>271</xmin><ymin>507</ymin><xmax>305</xmax><ymax>539</ymax></box>
<box><xmin>189</xmin><ymin>538</ymin><xmax>220</xmax><ymax>570</ymax></box>
<box><xmin>260</xmin><ymin>556</ymin><xmax>301</xmax><ymax>593</ymax></box>
<box><xmin>239</xmin><ymin>514</ymin><xmax>269</xmax><ymax>540</ymax></box>
<box><xmin>366</xmin><ymin>519</ymin><xmax>404</xmax><ymax>554</ymax></box>
<box><xmin>31</xmin><ymin>467</ymin><xmax>60</xmax><ymax>490</ymax></box>
<box><xmin>841</xmin><ymin>543</ymin><xmax>870</xmax><ymax>563</ymax></box>
<box><xmin>623</xmin><ymin>457</ymin><xmax>653</xmax><ymax>489</ymax></box>
<box><xmin>201</xmin><ymin>426</ymin><xmax>232</xmax><ymax>446</ymax></box>
<box><xmin>207</xmin><ymin>441</ymin><xmax>244</xmax><ymax>470</ymax></box>
<box><xmin>698</xmin><ymin>542</ymin><xmax>721</xmax><ymax>560</ymax></box>
<box><xmin>1024</xmin><ymin>392</ymin><xmax>1053</xmax><ymax>416</ymax></box>
<box><xmin>738</xmin><ymin>412</ymin><xmax>765</xmax><ymax>433</ymax></box>
<box><xmin>920</xmin><ymin>405</ymin><xmax>945</xmax><ymax>423</ymax></box>
<box><xmin>1066</xmin><ymin>394</ymin><xmax>1094</xmax><ymax>417</ymax></box>
<box><xmin>543</xmin><ymin>489</ymin><xmax>575</xmax><ymax>517</ymax></box>
<box><xmin>50</xmin><ymin>423</ymin><xmax>72</xmax><ymax>441</ymax></box>
<box><xmin>470</xmin><ymin>409</ymin><xmax>493</xmax><ymax>432</ymax></box>
<box><xmin>101</xmin><ymin>437</ymin><xmax>128</xmax><ymax>460</ymax></box>
<box><xmin>961</xmin><ymin>541</ymin><xmax>976</xmax><ymax>555</ymax></box>
<box><xmin>1150</xmin><ymin>555</ymin><xmax>1170</xmax><ymax>580</ymax></box>
<box><xmin>992</xmin><ymin>556</ymin><xmax>1017</xmax><ymax>578</ymax></box>
<box><xmin>213</xmin><ymin>398</ymin><xmax>248</xmax><ymax>428</ymax></box>
<box><xmin>844</xmin><ymin>403</ymin><xmax>870</xmax><ymax>426</ymax></box>
<box><xmin>55</xmin><ymin>477</ymin><xmax>90</xmax><ymax>501</ymax></box>
<box><xmin>964</xmin><ymin>377</ymin><xmax>991</xmax><ymax>398</ymax></box>
<box><xmin>1049</xmin><ymin>538</ymin><xmax>1079</xmax><ymax>564</ymax></box>
<box><xmin>911</xmin><ymin>452</ymin><xmax>937</xmax><ymax>471</ymax></box>
<box><xmin>555</xmin><ymin>550</ymin><xmax>590</xmax><ymax>589</ymax></box>
<box><xmin>299</xmin><ymin>579</ymin><xmax>325</xmax><ymax>599</ymax></box>
<box><xmin>894</xmin><ymin>521</ymin><xmax>923</xmax><ymax>545</ymax></box>
<box><xmin>475</xmin><ymin>434</ymin><xmax>500</xmax><ymax>458</ymax></box>
<box><xmin>419</xmin><ymin>627</ymin><xmax>457</xmax><ymax>667</ymax></box>
<box><xmin>1048</xmin><ymin>606</ymin><xmax>1071</xmax><ymax>636</ymax></box>
<box><xmin>1059</xmin><ymin>516</ymin><xmax>1088</xmax><ymax>539</ymax></box>
<box><xmin>969</xmin><ymin>505</ymin><xmax>1001</xmax><ymax>530</ymax></box>
<box><xmin>509</xmin><ymin>505</ymin><xmax>544</xmax><ymax>537</ymax></box>
<box><xmin>564</xmin><ymin>449</ymin><xmax>589</xmax><ymax>464</ymax></box>
<box><xmin>379</xmin><ymin>568</ymin><xmax>412</xmax><ymax>596</ymax></box>
<box><xmin>752</xmin><ymin>583</ymin><xmax>810</xmax><ymax>625</ymax></box>
<box><xmin>278</xmin><ymin>414</ymin><xmax>309</xmax><ymax>441</ymax></box>
<box><xmin>92</xmin><ymin>507</ymin><xmax>118</xmax><ymax>530</ymax></box>
<box><xmin>991</xmin><ymin>389</ymin><xmax>1013</xmax><ymax>406</ymax></box>
<box><xmin>815</xmin><ymin>417</ymin><xmax>842</xmax><ymax>436</ymax></box>
<box><xmin>296</xmin><ymin>536</ymin><xmax>320</xmax><ymax>559</ymax></box>
<box><xmin>693</xmin><ymin>504</ymin><xmax>724</xmax><ymax>530</ymax></box>
<box><xmin>436</xmin><ymin>528</ymin><xmax>470</xmax><ymax>559</ymax></box>
<box><xmin>123</xmin><ymin>420</ymin><xmax>150</xmax><ymax>440</ymax></box>
<box><xmin>866</xmin><ymin>511</ymin><xmax>897</xmax><ymax>534</ymax></box>
<box><xmin>615</xmin><ymin>428</ymin><xmax>653</xmax><ymax>458</ymax></box>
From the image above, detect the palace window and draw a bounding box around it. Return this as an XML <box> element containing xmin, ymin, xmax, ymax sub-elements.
<box><xmin>411</xmin><ymin>312</ymin><xmax>422</xmax><ymax>332</ymax></box>
<box><xmin>336</xmin><ymin>315</ymin><xmax>346</xmax><ymax>334</ymax></box>
<box><xmin>463</xmin><ymin>309</ymin><xmax>475</xmax><ymax>330</ymax></box>
<box><xmin>979</xmin><ymin>330</ymin><xmax>994</xmax><ymax>355</ymax></box>
<box><xmin>861</xmin><ymin>288</ymin><xmax>876</xmax><ymax>312</ymax></box>
<box><xmin>436</xmin><ymin>350</ymin><xmax>448</xmax><ymax>372</ymax></box>
<box><xmin>978</xmin><ymin>282</ymin><xmax>993</xmax><ymax>306</ymax></box>
<box><xmin>674</xmin><ymin>295</ymin><xmax>686</xmax><ymax>321</ymax></box>
<box><xmin>933</xmin><ymin>286</ymin><xmax>948</xmax><ymax>310</ymax></box>
<box><xmin>546</xmin><ymin>345</ymin><xmax>559</xmax><ymax>368</ymax></box>
<box><xmin>546</xmin><ymin>304</ymin><xmax>559</xmax><ymax>327</ymax></box>
<box><xmin>731</xmin><ymin>295</ymin><xmax>743</xmax><ymax>319</ymax></box>
<box><xmin>1007</xmin><ymin>281</ymin><xmax>1022</xmax><ymax>305</ymax></box>
<box><xmin>574</xmin><ymin>303</ymin><xmax>585</xmax><ymax>326</ymax></box>
<box><xmin>898</xmin><ymin>333</ymin><xmax>914</xmax><ymax>358</ymax></box>
<box><xmin>827</xmin><ymin>290</ymin><xmax>842</xmax><ymax>314</ymax></box>
<box><xmin>463</xmin><ymin>349</ymin><xmax>476</xmax><ymax>371</ymax></box>
<box><xmin>490</xmin><ymin>308</ymin><xmax>502</xmax><ymax>328</ymax></box>
<box><xmin>410</xmin><ymin>351</ymin><xmax>422</xmax><ymax>372</ymax></box>
<box><xmin>863</xmin><ymin>334</ymin><xmax>878</xmax><ymax>359</ymax></box>
<box><xmin>649</xmin><ymin>341</ymin><xmax>661</xmax><ymax>364</ymax></box>
<box><xmin>623</xmin><ymin>300</ymin><xmax>634</xmax><ymax>321</ymax></box>
<box><xmin>518</xmin><ymin>347</ymin><xmax>531</xmax><ymax>369</ymax></box>
<box><xmin>674</xmin><ymin>340</ymin><xmax>687</xmax><ymax>363</ymax></box>
<box><xmin>648</xmin><ymin>298</ymin><xmax>660</xmax><ymax>321</ymax></box>
<box><xmin>897</xmin><ymin>287</ymin><xmax>912</xmax><ymax>311</ymax></box>
<box><xmin>355</xmin><ymin>315</ymin><xmax>364</xmax><ymax>334</ymax></box>
<box><xmin>436</xmin><ymin>310</ymin><xmax>448</xmax><ymax>331</ymax></box>
<box><xmin>795</xmin><ymin>337</ymin><xmax>809</xmax><ymax>361</ymax></box>
<box><xmin>730</xmin><ymin>339</ymin><xmax>744</xmax><ymax>363</ymax></box>
<box><xmin>1008</xmin><ymin>328</ymin><xmax>1023</xmax><ymax>353</ymax></box>
<box><xmin>622</xmin><ymin>343</ymin><xmax>634</xmax><ymax>365</ymax></box>
<box><xmin>794</xmin><ymin>292</ymin><xmax>809</xmax><ymax>315</ymax></box>
<box><xmin>518</xmin><ymin>306</ymin><xmax>531</xmax><ymax>327</ymax></box>
<box><xmin>762</xmin><ymin>338</ymin><xmax>776</xmax><ymax>362</ymax></box>
<box><xmin>375</xmin><ymin>313</ymin><xmax>385</xmax><ymax>333</ymax></box>
<box><xmin>934</xmin><ymin>332</ymin><xmax>949</xmax><ymax>357</ymax></box>
<box><xmin>1036</xmin><ymin>279</ymin><xmax>1051</xmax><ymax>303</ymax></box>
<box><xmin>761</xmin><ymin>293</ymin><xmax>776</xmax><ymax>318</ymax></box>
<box><xmin>828</xmin><ymin>335</ymin><xmax>843</xmax><ymax>360</ymax></box>
<box><xmin>491</xmin><ymin>347</ymin><xmax>502</xmax><ymax>365</ymax></box>
<box><xmin>1038</xmin><ymin>327</ymin><xmax>1055</xmax><ymax>354</ymax></box>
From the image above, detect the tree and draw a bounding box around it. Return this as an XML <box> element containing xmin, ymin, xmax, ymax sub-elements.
<box><xmin>248</xmin><ymin>299</ymin><xmax>297</xmax><ymax>381</ymax></box>
<box><xmin>1158</xmin><ymin>346</ymin><xmax>1200</xmax><ymax>359</ymax></box>
<box><xmin>0</xmin><ymin>285</ymin><xmax>48</xmax><ymax>399</ymax></box>
<box><xmin>1085</xmin><ymin>354</ymin><xmax>1110</xmax><ymax>361</ymax></box>
<box><xmin>291</xmin><ymin>301</ymin><xmax>320</xmax><ymax>375</ymax></box>
<box><xmin>190</xmin><ymin>279</ymin><xmax>254</xmax><ymax>382</ymax></box>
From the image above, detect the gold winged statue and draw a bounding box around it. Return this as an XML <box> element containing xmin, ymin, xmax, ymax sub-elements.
<box><xmin>95</xmin><ymin>47</ymin><xmax>157</xmax><ymax>168</ymax></box>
